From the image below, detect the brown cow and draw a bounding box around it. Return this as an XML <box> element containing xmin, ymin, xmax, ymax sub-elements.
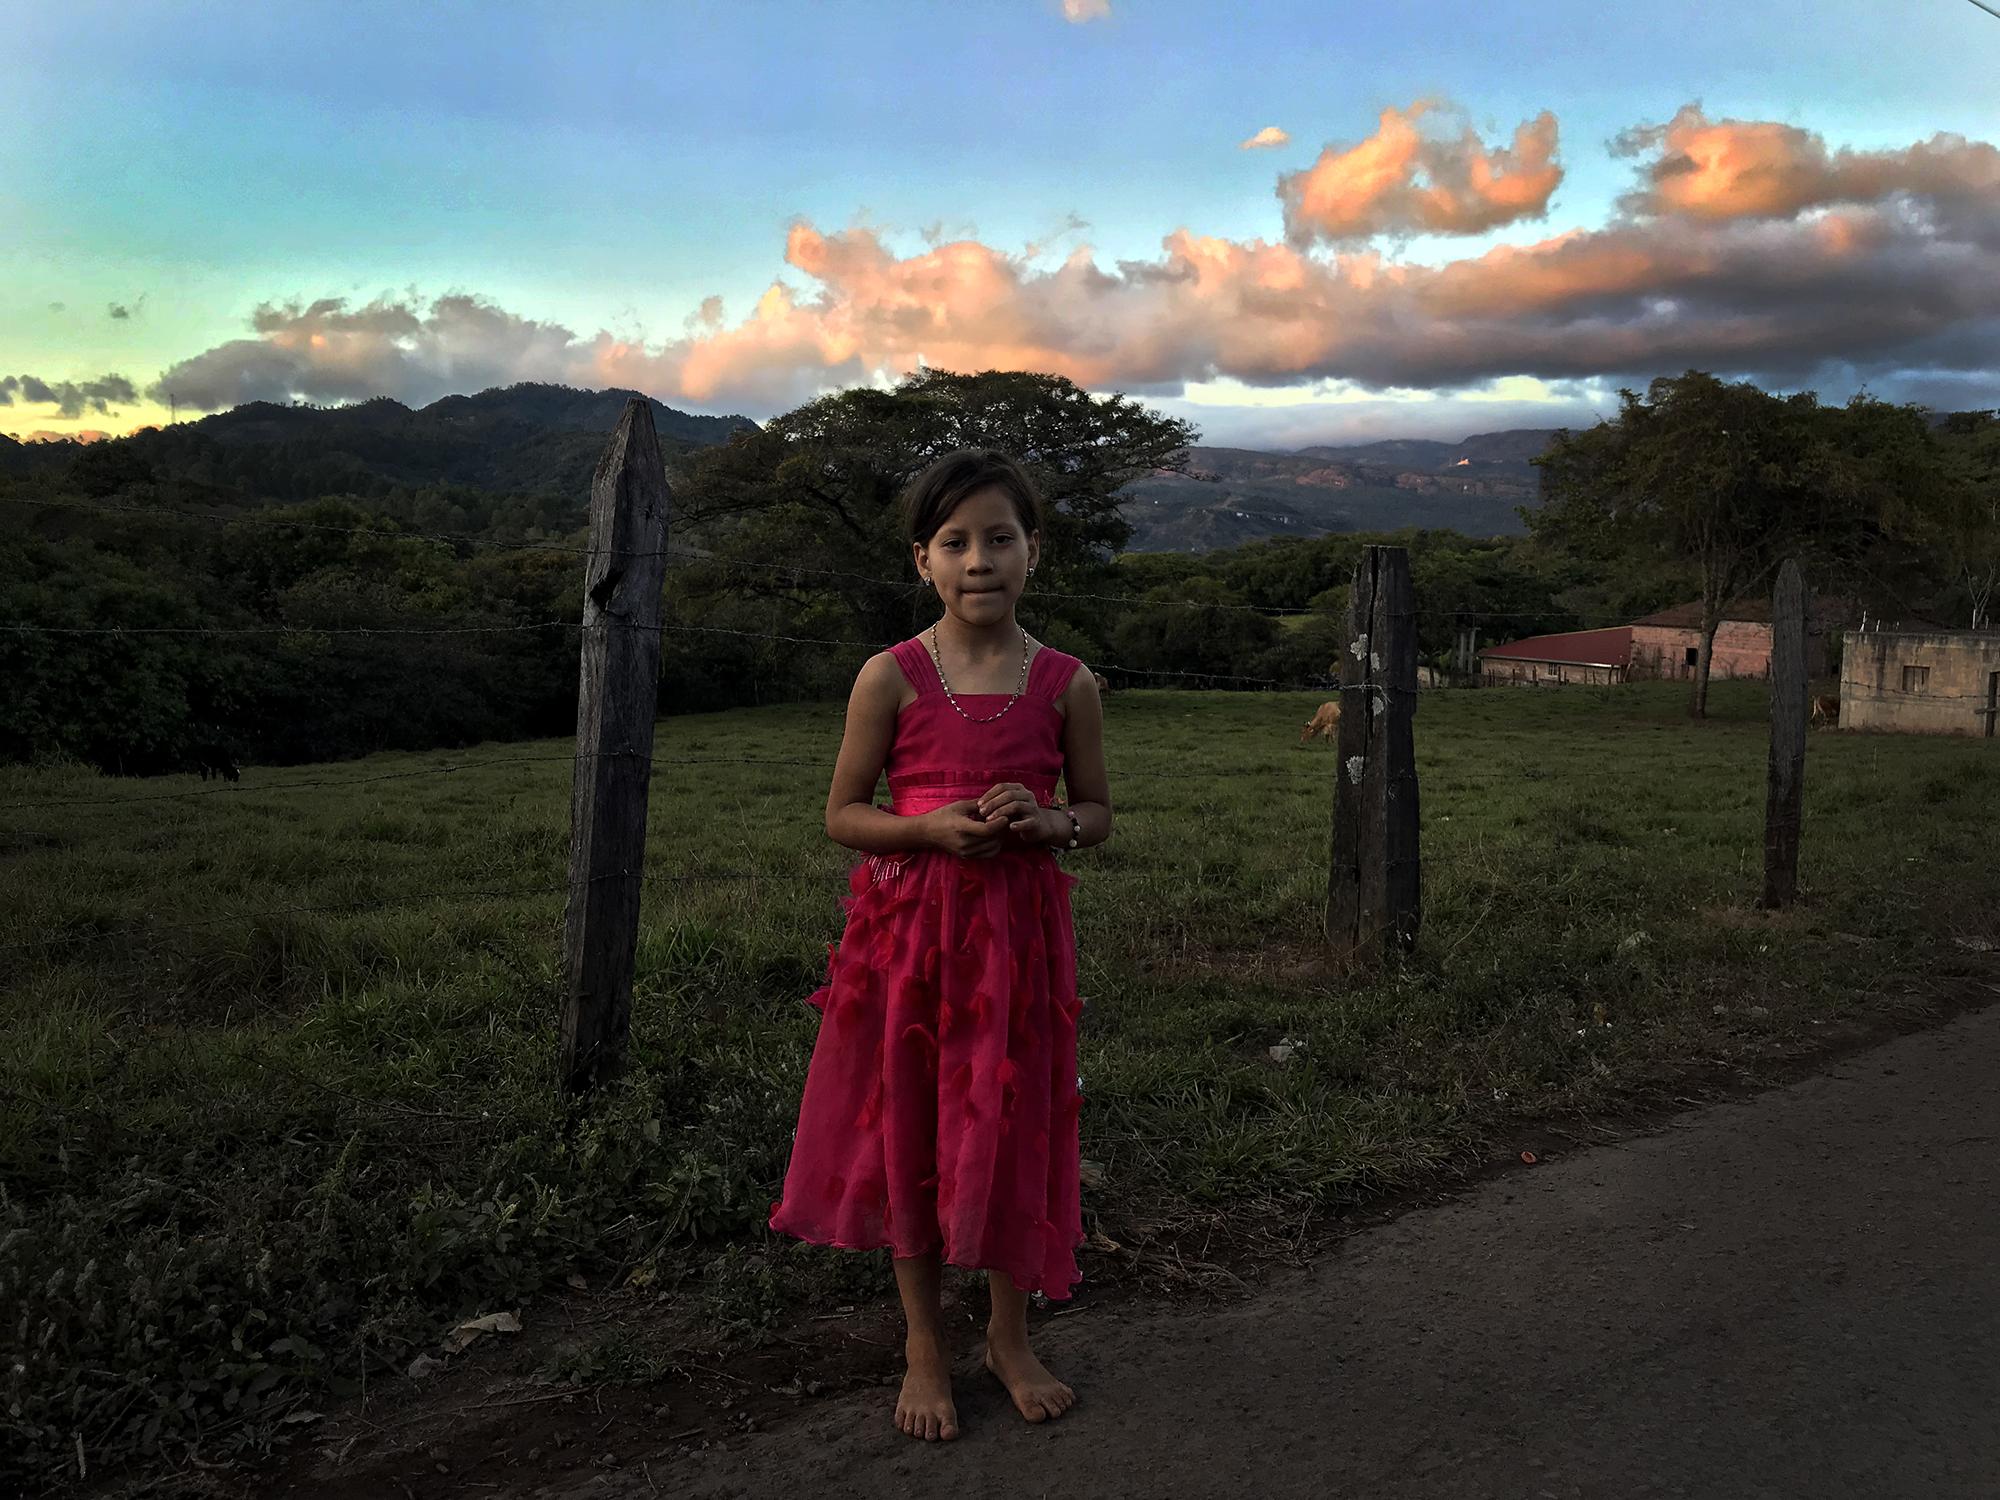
<box><xmin>1810</xmin><ymin>694</ymin><xmax>1840</xmax><ymax>729</ymax></box>
<box><xmin>1299</xmin><ymin>699</ymin><xmax>1342</xmax><ymax>744</ymax></box>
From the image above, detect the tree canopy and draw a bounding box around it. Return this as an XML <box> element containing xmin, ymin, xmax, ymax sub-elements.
<box><xmin>1530</xmin><ymin>371</ymin><xmax>1959</xmax><ymax>716</ymax></box>
<box><xmin>660</xmin><ymin>367</ymin><xmax>1197</xmax><ymax>697</ymax></box>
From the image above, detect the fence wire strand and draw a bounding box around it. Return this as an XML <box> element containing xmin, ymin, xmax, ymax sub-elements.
<box><xmin>7</xmin><ymin>480</ymin><xmax>1989</xmax><ymax>965</ymax></box>
<box><xmin>3</xmin><ymin>488</ymin><xmax>1772</xmax><ymax>627</ymax></box>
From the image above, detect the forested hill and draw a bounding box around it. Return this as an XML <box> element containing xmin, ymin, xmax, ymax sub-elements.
<box><xmin>0</xmin><ymin>431</ymin><xmax>71</xmax><ymax>477</ymax></box>
<box><xmin>6</xmin><ymin>383</ymin><xmax>759</xmax><ymax>499</ymax></box>
<box><xmin>5</xmin><ymin>388</ymin><xmax>1553</xmax><ymax>548</ymax></box>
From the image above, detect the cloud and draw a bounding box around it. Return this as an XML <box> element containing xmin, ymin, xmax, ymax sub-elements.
<box><xmin>1615</xmin><ymin>104</ymin><xmax>2000</xmax><ymax>221</ymax></box>
<box><xmin>1153</xmin><ymin>381</ymin><xmax>1614</xmax><ymax>450</ymax></box>
<box><xmin>0</xmin><ymin>373</ymin><xmax>140</xmax><ymax>417</ymax></box>
<box><xmin>142</xmin><ymin>105</ymin><xmax>2000</xmax><ymax>425</ymax></box>
<box><xmin>1277</xmin><ymin>101</ymin><xmax>1563</xmax><ymax>245</ymax></box>
<box><xmin>108</xmin><ymin>294</ymin><xmax>146</xmax><ymax>321</ymax></box>
<box><xmin>150</xmin><ymin>294</ymin><xmax>584</xmax><ymax>411</ymax></box>
<box><xmin>1061</xmin><ymin>0</ymin><xmax>1110</xmax><ymax>20</ymax></box>
<box><xmin>1240</xmin><ymin>126</ymin><xmax>1290</xmax><ymax>151</ymax></box>
<box><xmin>47</xmin><ymin>302</ymin><xmax>65</xmax><ymax>313</ymax></box>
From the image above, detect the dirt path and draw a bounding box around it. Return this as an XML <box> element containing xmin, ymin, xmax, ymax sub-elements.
<box><xmin>509</xmin><ymin>1001</ymin><xmax>2000</xmax><ymax>1500</ymax></box>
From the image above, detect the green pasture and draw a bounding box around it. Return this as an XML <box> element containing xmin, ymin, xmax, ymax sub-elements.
<box><xmin>3</xmin><ymin>683</ymin><xmax>1997</xmax><ymax>1485</ymax></box>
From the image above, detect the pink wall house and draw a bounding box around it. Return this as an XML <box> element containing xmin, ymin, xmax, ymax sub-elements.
<box><xmin>1626</xmin><ymin>600</ymin><xmax>1843</xmax><ymax>682</ymax></box>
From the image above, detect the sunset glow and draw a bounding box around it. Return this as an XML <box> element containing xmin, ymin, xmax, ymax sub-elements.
<box><xmin>4</xmin><ymin>0</ymin><xmax>1995</xmax><ymax>445</ymax></box>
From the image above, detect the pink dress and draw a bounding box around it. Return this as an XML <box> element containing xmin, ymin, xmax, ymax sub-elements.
<box><xmin>767</xmin><ymin>636</ymin><xmax>1086</xmax><ymax>1299</ymax></box>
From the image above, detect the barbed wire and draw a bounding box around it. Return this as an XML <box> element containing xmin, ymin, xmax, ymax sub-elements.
<box><xmin>0</xmin><ymin>614</ymin><xmax>1343</xmax><ymax>689</ymax></box>
<box><xmin>656</xmin><ymin>621</ymin><xmax>1329</xmax><ymax>684</ymax></box>
<box><xmin>8</xmin><ymin>490</ymin><xmax>1983</xmax><ymax>829</ymax></box>
<box><xmin>7</xmin><ymin>472</ymin><xmax>1976</xmax><ymax>636</ymax></box>
<box><xmin>662</xmin><ymin>546</ymin><xmax>1674</xmax><ymax>626</ymax></box>
<box><xmin>4</xmin><ymin>488</ymin><xmax>1764</xmax><ymax>627</ymax></box>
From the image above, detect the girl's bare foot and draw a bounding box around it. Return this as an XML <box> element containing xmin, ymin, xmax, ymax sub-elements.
<box><xmin>896</xmin><ymin>1332</ymin><xmax>959</xmax><ymax>1441</ymax></box>
<box><xmin>983</xmin><ymin>1332</ymin><xmax>1075</xmax><ymax>1423</ymax></box>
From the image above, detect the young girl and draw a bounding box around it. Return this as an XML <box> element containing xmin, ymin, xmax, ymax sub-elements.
<box><xmin>767</xmin><ymin>448</ymin><xmax>1111</xmax><ymax>1443</ymax></box>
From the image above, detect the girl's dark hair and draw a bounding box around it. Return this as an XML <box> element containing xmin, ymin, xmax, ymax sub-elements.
<box><xmin>899</xmin><ymin>449</ymin><xmax>1047</xmax><ymax>545</ymax></box>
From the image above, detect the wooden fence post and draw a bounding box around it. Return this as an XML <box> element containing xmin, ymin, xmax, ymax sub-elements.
<box><xmin>558</xmin><ymin>399</ymin><xmax>671</xmax><ymax>1096</ymax></box>
<box><xmin>1327</xmin><ymin>545</ymin><xmax>1421</xmax><ymax>961</ymax></box>
<box><xmin>1761</xmin><ymin>557</ymin><xmax>1808</xmax><ymax>909</ymax></box>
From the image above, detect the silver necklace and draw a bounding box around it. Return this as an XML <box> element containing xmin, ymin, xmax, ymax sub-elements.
<box><xmin>926</xmin><ymin>625</ymin><xmax>1031</xmax><ymax>724</ymax></box>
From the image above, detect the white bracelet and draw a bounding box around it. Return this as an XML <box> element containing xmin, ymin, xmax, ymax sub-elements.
<box><xmin>1057</xmin><ymin>805</ymin><xmax>1081</xmax><ymax>850</ymax></box>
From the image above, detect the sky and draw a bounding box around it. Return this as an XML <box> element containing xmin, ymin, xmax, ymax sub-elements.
<box><xmin>3</xmin><ymin>0</ymin><xmax>1998</xmax><ymax>449</ymax></box>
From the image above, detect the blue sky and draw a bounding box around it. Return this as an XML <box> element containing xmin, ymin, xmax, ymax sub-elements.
<box><xmin>4</xmin><ymin>0</ymin><xmax>1997</xmax><ymax>445</ymax></box>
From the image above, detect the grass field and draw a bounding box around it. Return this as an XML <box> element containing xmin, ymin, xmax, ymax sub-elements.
<box><xmin>4</xmin><ymin>682</ymin><xmax>1998</xmax><ymax>1487</ymax></box>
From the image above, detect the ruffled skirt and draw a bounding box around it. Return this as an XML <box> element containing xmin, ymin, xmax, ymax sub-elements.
<box><xmin>768</xmin><ymin>847</ymin><xmax>1084</xmax><ymax>1299</ymax></box>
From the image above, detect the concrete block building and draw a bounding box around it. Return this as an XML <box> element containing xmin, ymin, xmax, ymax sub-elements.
<box><xmin>1839</xmin><ymin>629</ymin><xmax>2000</xmax><ymax>737</ymax></box>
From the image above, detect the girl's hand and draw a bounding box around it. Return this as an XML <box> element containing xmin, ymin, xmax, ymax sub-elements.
<box><xmin>978</xmin><ymin>782</ymin><xmax>1048</xmax><ymax>840</ymax></box>
<box><xmin>922</xmin><ymin>800</ymin><xmax>1005</xmax><ymax>858</ymax></box>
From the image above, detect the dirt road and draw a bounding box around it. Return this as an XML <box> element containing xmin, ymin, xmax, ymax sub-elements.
<box><xmin>533</xmin><ymin>1002</ymin><xmax>2000</xmax><ymax>1499</ymax></box>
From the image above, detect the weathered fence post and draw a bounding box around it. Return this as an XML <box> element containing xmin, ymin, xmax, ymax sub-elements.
<box><xmin>558</xmin><ymin>399</ymin><xmax>670</xmax><ymax>1095</ymax></box>
<box><xmin>1761</xmin><ymin>557</ymin><xmax>1808</xmax><ymax>909</ymax></box>
<box><xmin>1327</xmin><ymin>545</ymin><xmax>1421</xmax><ymax>961</ymax></box>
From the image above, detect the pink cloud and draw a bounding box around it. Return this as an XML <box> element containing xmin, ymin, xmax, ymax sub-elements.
<box><xmin>1276</xmin><ymin>101</ymin><xmax>1562</xmax><ymax>245</ymax></box>
<box><xmin>145</xmin><ymin>105</ymin><xmax>2000</xmax><ymax>421</ymax></box>
<box><xmin>1616</xmin><ymin>104</ymin><xmax>2000</xmax><ymax>221</ymax></box>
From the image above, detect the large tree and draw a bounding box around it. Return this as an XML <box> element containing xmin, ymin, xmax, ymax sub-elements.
<box><xmin>1932</xmin><ymin>410</ymin><xmax>2000</xmax><ymax>630</ymax></box>
<box><xmin>1530</xmin><ymin>371</ymin><xmax>1941</xmax><ymax>718</ymax></box>
<box><xmin>667</xmin><ymin>368</ymin><xmax>1196</xmax><ymax>684</ymax></box>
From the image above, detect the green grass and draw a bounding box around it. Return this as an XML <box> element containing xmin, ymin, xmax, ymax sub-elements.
<box><xmin>4</xmin><ymin>682</ymin><xmax>1998</xmax><ymax>1486</ymax></box>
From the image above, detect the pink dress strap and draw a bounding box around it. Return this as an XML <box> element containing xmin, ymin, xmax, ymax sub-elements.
<box><xmin>1028</xmin><ymin>647</ymin><xmax>1082</xmax><ymax>702</ymax></box>
<box><xmin>887</xmin><ymin>637</ymin><xmax>941</xmax><ymax>694</ymax></box>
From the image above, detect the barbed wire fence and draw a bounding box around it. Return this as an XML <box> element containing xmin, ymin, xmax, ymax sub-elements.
<box><xmin>5</xmin><ymin>406</ymin><xmax>1975</xmax><ymax>1046</ymax></box>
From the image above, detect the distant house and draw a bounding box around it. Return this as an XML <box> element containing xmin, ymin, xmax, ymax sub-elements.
<box><xmin>1626</xmin><ymin>598</ymin><xmax>1848</xmax><ymax>682</ymax></box>
<box><xmin>1478</xmin><ymin>627</ymin><xmax>1632</xmax><ymax>686</ymax></box>
<box><xmin>1840</xmin><ymin>629</ymin><xmax>2000</xmax><ymax>738</ymax></box>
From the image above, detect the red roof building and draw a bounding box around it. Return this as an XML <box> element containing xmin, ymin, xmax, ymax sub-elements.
<box><xmin>1481</xmin><ymin>595</ymin><xmax>1868</xmax><ymax>687</ymax></box>
<box><xmin>1478</xmin><ymin>627</ymin><xmax>1633</xmax><ymax>686</ymax></box>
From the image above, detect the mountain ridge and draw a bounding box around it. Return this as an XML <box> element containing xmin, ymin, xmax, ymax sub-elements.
<box><xmin>3</xmin><ymin>386</ymin><xmax>1561</xmax><ymax>551</ymax></box>
<box><xmin>1116</xmin><ymin>428</ymin><xmax>1558</xmax><ymax>551</ymax></box>
<box><xmin>5</xmin><ymin>383</ymin><xmax>760</xmax><ymax>499</ymax></box>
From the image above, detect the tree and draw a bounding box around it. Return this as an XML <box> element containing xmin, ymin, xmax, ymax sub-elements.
<box><xmin>669</xmin><ymin>368</ymin><xmax>1197</xmax><ymax>669</ymax></box>
<box><xmin>1933</xmin><ymin>411</ymin><xmax>2000</xmax><ymax>629</ymax></box>
<box><xmin>1812</xmin><ymin>394</ymin><xmax>1959</xmax><ymax>627</ymax></box>
<box><xmin>1531</xmin><ymin>372</ymin><xmax>1840</xmax><ymax>718</ymax></box>
<box><xmin>1106</xmin><ymin>576</ymin><xmax>1279</xmax><ymax>684</ymax></box>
